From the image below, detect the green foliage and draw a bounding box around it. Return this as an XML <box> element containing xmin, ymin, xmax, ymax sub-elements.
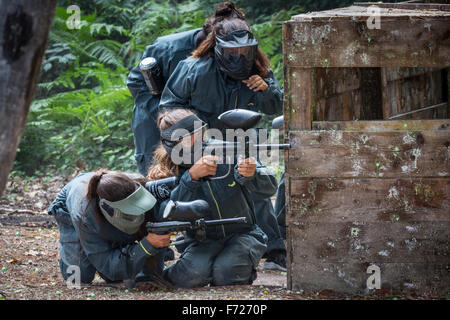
<box><xmin>16</xmin><ymin>1</ymin><xmax>209</xmax><ymax>175</ymax></box>
<box><xmin>15</xmin><ymin>0</ymin><xmax>351</xmax><ymax>175</ymax></box>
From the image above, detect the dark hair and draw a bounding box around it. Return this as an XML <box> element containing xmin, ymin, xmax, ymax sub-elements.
<box><xmin>87</xmin><ymin>169</ymin><xmax>137</xmax><ymax>203</ymax></box>
<box><xmin>192</xmin><ymin>18</ymin><xmax>271</xmax><ymax>78</ymax></box>
<box><xmin>202</xmin><ymin>1</ymin><xmax>246</xmax><ymax>36</ymax></box>
<box><xmin>83</xmin><ymin>169</ymin><xmax>147</xmax><ymax>226</ymax></box>
<box><xmin>195</xmin><ymin>2</ymin><xmax>246</xmax><ymax>47</ymax></box>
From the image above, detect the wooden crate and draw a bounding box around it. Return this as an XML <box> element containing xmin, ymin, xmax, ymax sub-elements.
<box><xmin>282</xmin><ymin>2</ymin><xmax>450</xmax><ymax>295</ymax></box>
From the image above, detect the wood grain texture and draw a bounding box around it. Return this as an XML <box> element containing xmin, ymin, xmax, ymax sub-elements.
<box><xmin>289</xmin><ymin>221</ymin><xmax>450</xmax><ymax>264</ymax></box>
<box><xmin>287</xmin><ymin>130</ymin><xmax>450</xmax><ymax>178</ymax></box>
<box><xmin>354</xmin><ymin>2</ymin><xmax>450</xmax><ymax>11</ymax></box>
<box><xmin>314</xmin><ymin>68</ymin><xmax>363</xmax><ymax>121</ymax></box>
<box><xmin>283</xmin><ymin>67</ymin><xmax>314</xmax><ymax>130</ymax></box>
<box><xmin>311</xmin><ymin>119</ymin><xmax>450</xmax><ymax>131</ymax></box>
<box><xmin>287</xmin><ymin>177</ymin><xmax>449</xmax><ymax>222</ymax></box>
<box><xmin>381</xmin><ymin>67</ymin><xmax>446</xmax><ymax>119</ymax></box>
<box><xmin>286</xmin><ymin>178</ymin><xmax>450</xmax><ymax>294</ymax></box>
<box><xmin>288</xmin><ymin>259</ymin><xmax>449</xmax><ymax>294</ymax></box>
<box><xmin>283</xmin><ymin>15</ymin><xmax>450</xmax><ymax>68</ymax></box>
<box><xmin>291</xmin><ymin>4</ymin><xmax>450</xmax><ymax>21</ymax></box>
<box><xmin>284</xmin><ymin>3</ymin><xmax>450</xmax><ymax>295</ymax></box>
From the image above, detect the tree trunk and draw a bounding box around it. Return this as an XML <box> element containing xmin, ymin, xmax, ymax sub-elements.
<box><xmin>0</xmin><ymin>0</ymin><xmax>57</xmax><ymax>196</ymax></box>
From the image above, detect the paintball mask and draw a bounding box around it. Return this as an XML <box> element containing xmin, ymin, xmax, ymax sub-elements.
<box><xmin>99</xmin><ymin>183</ymin><xmax>157</xmax><ymax>235</ymax></box>
<box><xmin>160</xmin><ymin>114</ymin><xmax>207</xmax><ymax>168</ymax></box>
<box><xmin>215</xmin><ymin>29</ymin><xmax>258</xmax><ymax>80</ymax></box>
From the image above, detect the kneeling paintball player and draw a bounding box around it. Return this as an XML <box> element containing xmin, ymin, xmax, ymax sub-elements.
<box><xmin>47</xmin><ymin>169</ymin><xmax>172</xmax><ymax>286</ymax></box>
<box><xmin>147</xmin><ymin>108</ymin><xmax>278</xmax><ymax>288</ymax></box>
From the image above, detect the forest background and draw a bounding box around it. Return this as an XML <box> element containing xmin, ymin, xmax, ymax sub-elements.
<box><xmin>13</xmin><ymin>0</ymin><xmax>398</xmax><ymax>177</ymax></box>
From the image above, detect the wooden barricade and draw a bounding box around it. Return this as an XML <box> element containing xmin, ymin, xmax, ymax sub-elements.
<box><xmin>282</xmin><ymin>2</ymin><xmax>450</xmax><ymax>295</ymax></box>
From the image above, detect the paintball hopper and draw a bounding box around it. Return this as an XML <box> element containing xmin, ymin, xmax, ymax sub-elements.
<box><xmin>272</xmin><ymin>115</ymin><xmax>284</xmax><ymax>130</ymax></box>
<box><xmin>218</xmin><ymin>109</ymin><xmax>261</xmax><ymax>130</ymax></box>
<box><xmin>163</xmin><ymin>200</ymin><xmax>211</xmax><ymax>221</ymax></box>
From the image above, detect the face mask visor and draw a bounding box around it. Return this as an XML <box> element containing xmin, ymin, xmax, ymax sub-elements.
<box><xmin>215</xmin><ymin>30</ymin><xmax>258</xmax><ymax>80</ymax></box>
<box><xmin>99</xmin><ymin>183</ymin><xmax>156</xmax><ymax>234</ymax></box>
<box><xmin>160</xmin><ymin>114</ymin><xmax>207</xmax><ymax>167</ymax></box>
<box><xmin>220</xmin><ymin>45</ymin><xmax>257</xmax><ymax>61</ymax></box>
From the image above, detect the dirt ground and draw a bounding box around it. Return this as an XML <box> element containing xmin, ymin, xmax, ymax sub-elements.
<box><xmin>0</xmin><ymin>172</ymin><xmax>440</xmax><ymax>300</ymax></box>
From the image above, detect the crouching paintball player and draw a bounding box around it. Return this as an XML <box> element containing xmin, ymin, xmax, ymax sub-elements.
<box><xmin>47</xmin><ymin>169</ymin><xmax>172</xmax><ymax>286</ymax></box>
<box><xmin>147</xmin><ymin>108</ymin><xmax>278</xmax><ymax>288</ymax></box>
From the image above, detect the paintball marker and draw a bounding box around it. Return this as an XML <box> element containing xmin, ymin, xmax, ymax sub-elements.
<box><xmin>144</xmin><ymin>176</ymin><xmax>178</xmax><ymax>201</ymax></box>
<box><xmin>202</xmin><ymin>109</ymin><xmax>291</xmax><ymax>160</ymax></box>
<box><xmin>146</xmin><ymin>199</ymin><xmax>247</xmax><ymax>243</ymax></box>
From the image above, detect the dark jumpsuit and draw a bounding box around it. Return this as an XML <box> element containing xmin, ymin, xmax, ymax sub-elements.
<box><xmin>159</xmin><ymin>161</ymin><xmax>278</xmax><ymax>287</ymax></box>
<box><xmin>47</xmin><ymin>172</ymin><xmax>164</xmax><ymax>283</ymax></box>
<box><xmin>127</xmin><ymin>28</ymin><xmax>202</xmax><ymax>176</ymax></box>
<box><xmin>127</xmin><ymin>30</ymin><xmax>285</xmax><ymax>257</ymax></box>
<box><xmin>159</xmin><ymin>56</ymin><xmax>286</xmax><ymax>255</ymax></box>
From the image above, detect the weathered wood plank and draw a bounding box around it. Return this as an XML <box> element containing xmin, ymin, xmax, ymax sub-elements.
<box><xmin>285</xmin><ymin>3</ymin><xmax>450</xmax><ymax>297</ymax></box>
<box><xmin>381</xmin><ymin>68</ymin><xmax>445</xmax><ymax>119</ymax></box>
<box><xmin>291</xmin><ymin>5</ymin><xmax>450</xmax><ymax>21</ymax></box>
<box><xmin>382</xmin><ymin>67</ymin><xmax>442</xmax><ymax>82</ymax></box>
<box><xmin>315</xmin><ymin>68</ymin><xmax>361</xmax><ymax>97</ymax></box>
<box><xmin>283</xmin><ymin>67</ymin><xmax>314</xmax><ymax>130</ymax></box>
<box><xmin>288</xmin><ymin>259</ymin><xmax>449</xmax><ymax>294</ymax></box>
<box><xmin>288</xmin><ymin>178</ymin><xmax>449</xmax><ymax>222</ymax></box>
<box><xmin>387</xmin><ymin>103</ymin><xmax>448</xmax><ymax>120</ymax></box>
<box><xmin>287</xmin><ymin>130</ymin><xmax>450</xmax><ymax>178</ymax></box>
<box><xmin>283</xmin><ymin>17</ymin><xmax>450</xmax><ymax>68</ymax></box>
<box><xmin>288</xmin><ymin>221</ymin><xmax>450</xmax><ymax>264</ymax></box>
<box><xmin>354</xmin><ymin>2</ymin><xmax>450</xmax><ymax>11</ymax></box>
<box><xmin>315</xmin><ymin>90</ymin><xmax>362</xmax><ymax>121</ymax></box>
<box><xmin>311</xmin><ymin>119</ymin><xmax>450</xmax><ymax>131</ymax></box>
<box><xmin>288</xmin><ymin>221</ymin><xmax>450</xmax><ymax>294</ymax></box>
<box><xmin>309</xmin><ymin>68</ymin><xmax>366</xmax><ymax>121</ymax></box>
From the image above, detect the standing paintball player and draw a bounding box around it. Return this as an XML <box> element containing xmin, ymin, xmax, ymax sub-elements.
<box><xmin>127</xmin><ymin>2</ymin><xmax>245</xmax><ymax>176</ymax></box>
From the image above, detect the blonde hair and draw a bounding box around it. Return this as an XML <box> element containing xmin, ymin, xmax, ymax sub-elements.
<box><xmin>147</xmin><ymin>109</ymin><xmax>196</xmax><ymax>180</ymax></box>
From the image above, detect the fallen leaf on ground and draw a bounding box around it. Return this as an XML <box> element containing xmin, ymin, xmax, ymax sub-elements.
<box><xmin>6</xmin><ymin>258</ymin><xmax>21</xmax><ymax>264</ymax></box>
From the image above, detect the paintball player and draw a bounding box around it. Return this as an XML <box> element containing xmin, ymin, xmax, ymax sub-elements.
<box><xmin>127</xmin><ymin>2</ymin><xmax>247</xmax><ymax>263</ymax></box>
<box><xmin>127</xmin><ymin>2</ymin><xmax>245</xmax><ymax>176</ymax></box>
<box><xmin>148</xmin><ymin>109</ymin><xmax>278</xmax><ymax>287</ymax></box>
<box><xmin>158</xmin><ymin>17</ymin><xmax>287</xmax><ymax>271</ymax></box>
<box><xmin>47</xmin><ymin>169</ymin><xmax>171</xmax><ymax>285</ymax></box>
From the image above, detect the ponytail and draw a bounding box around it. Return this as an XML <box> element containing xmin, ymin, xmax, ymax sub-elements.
<box><xmin>86</xmin><ymin>168</ymin><xmax>109</xmax><ymax>201</ymax></box>
<box><xmin>82</xmin><ymin>169</ymin><xmax>139</xmax><ymax>224</ymax></box>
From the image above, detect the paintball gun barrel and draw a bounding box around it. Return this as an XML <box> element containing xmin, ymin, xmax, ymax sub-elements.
<box><xmin>147</xmin><ymin>217</ymin><xmax>247</xmax><ymax>243</ymax></box>
<box><xmin>147</xmin><ymin>199</ymin><xmax>247</xmax><ymax>243</ymax></box>
<box><xmin>147</xmin><ymin>217</ymin><xmax>247</xmax><ymax>236</ymax></box>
